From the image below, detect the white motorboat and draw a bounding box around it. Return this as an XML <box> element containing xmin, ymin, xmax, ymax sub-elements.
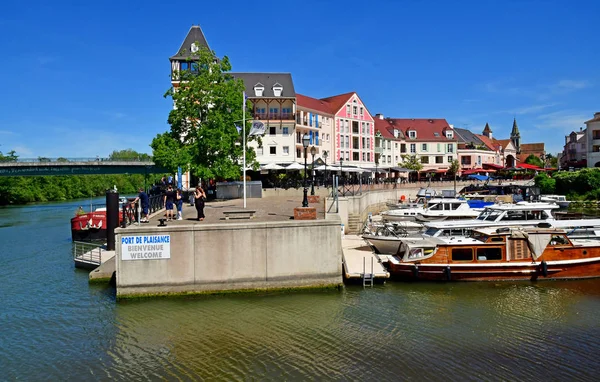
<box><xmin>415</xmin><ymin>198</ymin><xmax>480</xmax><ymax>222</ymax></box>
<box><xmin>540</xmin><ymin>195</ymin><xmax>571</xmax><ymax>208</ymax></box>
<box><xmin>366</xmin><ymin>202</ymin><xmax>600</xmax><ymax>254</ymax></box>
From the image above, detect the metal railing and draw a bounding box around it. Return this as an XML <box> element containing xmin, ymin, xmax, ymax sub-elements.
<box><xmin>9</xmin><ymin>157</ymin><xmax>153</xmax><ymax>163</ymax></box>
<box><xmin>126</xmin><ymin>194</ymin><xmax>164</xmax><ymax>224</ymax></box>
<box><xmin>73</xmin><ymin>241</ymin><xmax>103</xmax><ymax>266</ymax></box>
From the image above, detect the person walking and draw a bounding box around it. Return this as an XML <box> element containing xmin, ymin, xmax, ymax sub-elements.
<box><xmin>133</xmin><ymin>188</ymin><xmax>150</xmax><ymax>223</ymax></box>
<box><xmin>163</xmin><ymin>185</ymin><xmax>176</xmax><ymax>221</ymax></box>
<box><xmin>194</xmin><ymin>185</ymin><xmax>206</xmax><ymax>221</ymax></box>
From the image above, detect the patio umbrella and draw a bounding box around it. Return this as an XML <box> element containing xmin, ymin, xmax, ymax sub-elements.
<box><xmin>284</xmin><ymin>162</ymin><xmax>305</xmax><ymax>171</ymax></box>
<box><xmin>261</xmin><ymin>163</ymin><xmax>284</xmax><ymax>170</ymax></box>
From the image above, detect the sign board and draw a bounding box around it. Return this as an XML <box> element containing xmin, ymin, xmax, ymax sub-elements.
<box><xmin>121</xmin><ymin>235</ymin><xmax>171</xmax><ymax>261</ymax></box>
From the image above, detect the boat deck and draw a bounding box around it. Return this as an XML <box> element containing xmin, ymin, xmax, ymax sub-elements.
<box><xmin>342</xmin><ymin>235</ymin><xmax>389</xmax><ymax>281</ymax></box>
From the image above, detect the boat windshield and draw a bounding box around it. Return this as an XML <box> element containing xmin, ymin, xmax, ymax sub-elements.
<box><xmin>424</xmin><ymin>227</ymin><xmax>440</xmax><ymax>236</ymax></box>
<box><xmin>477</xmin><ymin>209</ymin><xmax>503</xmax><ymax>221</ymax></box>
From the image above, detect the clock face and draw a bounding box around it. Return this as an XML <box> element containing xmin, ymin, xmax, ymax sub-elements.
<box><xmin>191</xmin><ymin>43</ymin><xmax>199</xmax><ymax>53</ymax></box>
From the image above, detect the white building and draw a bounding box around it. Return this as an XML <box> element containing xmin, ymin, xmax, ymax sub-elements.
<box><xmin>586</xmin><ymin>112</ymin><xmax>600</xmax><ymax>168</ymax></box>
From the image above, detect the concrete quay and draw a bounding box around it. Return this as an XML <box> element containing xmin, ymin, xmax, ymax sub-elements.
<box><xmin>342</xmin><ymin>235</ymin><xmax>389</xmax><ymax>282</ymax></box>
<box><xmin>114</xmin><ymin>196</ymin><xmax>341</xmax><ymax>299</ymax></box>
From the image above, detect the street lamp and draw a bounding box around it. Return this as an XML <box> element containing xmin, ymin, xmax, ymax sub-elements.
<box><xmin>375</xmin><ymin>155</ymin><xmax>379</xmax><ymax>185</ymax></box>
<box><xmin>323</xmin><ymin>151</ymin><xmax>328</xmax><ymax>188</ymax></box>
<box><xmin>340</xmin><ymin>156</ymin><xmax>344</xmax><ymax>187</ymax></box>
<box><xmin>302</xmin><ymin>134</ymin><xmax>310</xmax><ymax>207</ymax></box>
<box><xmin>310</xmin><ymin>146</ymin><xmax>316</xmax><ymax>195</ymax></box>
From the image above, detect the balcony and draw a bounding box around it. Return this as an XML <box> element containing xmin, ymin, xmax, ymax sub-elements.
<box><xmin>254</xmin><ymin>112</ymin><xmax>295</xmax><ymax>121</ymax></box>
<box><xmin>295</xmin><ymin>116</ymin><xmax>323</xmax><ymax>129</ymax></box>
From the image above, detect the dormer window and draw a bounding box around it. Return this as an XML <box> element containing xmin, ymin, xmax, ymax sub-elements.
<box><xmin>446</xmin><ymin>130</ymin><xmax>454</xmax><ymax>139</ymax></box>
<box><xmin>254</xmin><ymin>83</ymin><xmax>265</xmax><ymax>97</ymax></box>
<box><xmin>408</xmin><ymin>130</ymin><xmax>417</xmax><ymax>139</ymax></box>
<box><xmin>393</xmin><ymin>129</ymin><xmax>399</xmax><ymax>138</ymax></box>
<box><xmin>272</xmin><ymin>83</ymin><xmax>283</xmax><ymax>97</ymax></box>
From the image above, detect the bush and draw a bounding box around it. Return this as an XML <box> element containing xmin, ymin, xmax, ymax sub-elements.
<box><xmin>534</xmin><ymin>174</ymin><xmax>555</xmax><ymax>194</ymax></box>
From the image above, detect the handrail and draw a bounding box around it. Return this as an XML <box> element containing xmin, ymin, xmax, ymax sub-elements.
<box><xmin>73</xmin><ymin>241</ymin><xmax>103</xmax><ymax>265</ymax></box>
<box><xmin>8</xmin><ymin>157</ymin><xmax>154</xmax><ymax>163</ymax></box>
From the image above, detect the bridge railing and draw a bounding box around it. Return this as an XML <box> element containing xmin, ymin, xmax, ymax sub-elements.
<box><xmin>9</xmin><ymin>157</ymin><xmax>154</xmax><ymax>163</ymax></box>
<box><xmin>73</xmin><ymin>241</ymin><xmax>103</xmax><ymax>266</ymax></box>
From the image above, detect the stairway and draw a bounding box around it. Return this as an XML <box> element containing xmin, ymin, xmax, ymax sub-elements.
<box><xmin>347</xmin><ymin>214</ymin><xmax>362</xmax><ymax>234</ymax></box>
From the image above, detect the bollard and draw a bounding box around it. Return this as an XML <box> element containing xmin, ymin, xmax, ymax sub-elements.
<box><xmin>106</xmin><ymin>190</ymin><xmax>119</xmax><ymax>251</ymax></box>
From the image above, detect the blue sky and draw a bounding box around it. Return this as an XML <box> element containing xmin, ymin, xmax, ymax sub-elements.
<box><xmin>0</xmin><ymin>0</ymin><xmax>598</xmax><ymax>158</ymax></box>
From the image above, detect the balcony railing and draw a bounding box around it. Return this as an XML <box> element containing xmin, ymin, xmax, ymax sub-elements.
<box><xmin>295</xmin><ymin>116</ymin><xmax>323</xmax><ymax>128</ymax></box>
<box><xmin>254</xmin><ymin>112</ymin><xmax>294</xmax><ymax>120</ymax></box>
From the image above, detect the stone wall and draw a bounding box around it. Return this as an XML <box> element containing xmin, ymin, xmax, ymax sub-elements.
<box><xmin>115</xmin><ymin>218</ymin><xmax>342</xmax><ymax>298</ymax></box>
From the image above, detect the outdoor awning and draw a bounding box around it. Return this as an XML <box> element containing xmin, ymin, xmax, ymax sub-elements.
<box><xmin>391</xmin><ymin>167</ymin><xmax>412</xmax><ymax>172</ymax></box>
<box><xmin>482</xmin><ymin>163</ymin><xmax>504</xmax><ymax>170</ymax></box>
<box><xmin>462</xmin><ymin>168</ymin><xmax>485</xmax><ymax>175</ymax></box>
<box><xmin>261</xmin><ymin>163</ymin><xmax>284</xmax><ymax>170</ymax></box>
<box><xmin>517</xmin><ymin>163</ymin><xmax>544</xmax><ymax>171</ymax></box>
<box><xmin>468</xmin><ymin>174</ymin><xmax>491</xmax><ymax>181</ymax></box>
<box><xmin>421</xmin><ymin>169</ymin><xmax>447</xmax><ymax>173</ymax></box>
<box><xmin>284</xmin><ymin>162</ymin><xmax>305</xmax><ymax>170</ymax></box>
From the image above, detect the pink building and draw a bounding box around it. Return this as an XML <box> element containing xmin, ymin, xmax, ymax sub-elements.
<box><xmin>320</xmin><ymin>92</ymin><xmax>375</xmax><ymax>167</ymax></box>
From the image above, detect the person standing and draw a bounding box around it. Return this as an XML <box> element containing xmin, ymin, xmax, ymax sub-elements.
<box><xmin>176</xmin><ymin>189</ymin><xmax>183</xmax><ymax>220</ymax></box>
<box><xmin>133</xmin><ymin>188</ymin><xmax>150</xmax><ymax>223</ymax></box>
<box><xmin>163</xmin><ymin>185</ymin><xmax>176</xmax><ymax>221</ymax></box>
<box><xmin>194</xmin><ymin>186</ymin><xmax>206</xmax><ymax>221</ymax></box>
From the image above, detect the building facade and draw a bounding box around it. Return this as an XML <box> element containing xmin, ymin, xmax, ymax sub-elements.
<box><xmin>586</xmin><ymin>112</ymin><xmax>600</xmax><ymax>168</ymax></box>
<box><xmin>320</xmin><ymin>92</ymin><xmax>375</xmax><ymax>167</ymax></box>
<box><xmin>295</xmin><ymin>94</ymin><xmax>335</xmax><ymax>164</ymax></box>
<box><xmin>560</xmin><ymin>127</ymin><xmax>587</xmax><ymax>169</ymax></box>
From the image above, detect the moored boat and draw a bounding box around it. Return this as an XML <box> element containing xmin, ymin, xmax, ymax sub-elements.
<box><xmin>387</xmin><ymin>226</ymin><xmax>600</xmax><ymax>281</ymax></box>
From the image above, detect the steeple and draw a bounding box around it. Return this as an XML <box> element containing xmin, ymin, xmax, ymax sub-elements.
<box><xmin>482</xmin><ymin>122</ymin><xmax>492</xmax><ymax>139</ymax></box>
<box><xmin>170</xmin><ymin>25</ymin><xmax>211</xmax><ymax>60</ymax></box>
<box><xmin>510</xmin><ymin>118</ymin><xmax>521</xmax><ymax>154</ymax></box>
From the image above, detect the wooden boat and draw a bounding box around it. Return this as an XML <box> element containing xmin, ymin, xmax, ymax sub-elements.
<box><xmin>386</xmin><ymin>226</ymin><xmax>600</xmax><ymax>281</ymax></box>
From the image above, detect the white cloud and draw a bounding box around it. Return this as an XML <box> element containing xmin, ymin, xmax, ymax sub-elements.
<box><xmin>508</xmin><ymin>103</ymin><xmax>557</xmax><ymax>115</ymax></box>
<box><xmin>13</xmin><ymin>145</ymin><xmax>33</xmax><ymax>156</ymax></box>
<box><xmin>552</xmin><ymin>80</ymin><xmax>591</xmax><ymax>91</ymax></box>
<box><xmin>534</xmin><ymin>110</ymin><xmax>588</xmax><ymax>133</ymax></box>
<box><xmin>0</xmin><ymin>130</ymin><xmax>16</xmax><ymax>136</ymax></box>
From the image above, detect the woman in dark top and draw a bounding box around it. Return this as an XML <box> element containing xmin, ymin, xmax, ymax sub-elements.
<box><xmin>194</xmin><ymin>186</ymin><xmax>206</xmax><ymax>221</ymax></box>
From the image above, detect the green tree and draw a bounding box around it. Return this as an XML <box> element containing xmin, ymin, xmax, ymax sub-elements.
<box><xmin>544</xmin><ymin>153</ymin><xmax>558</xmax><ymax>168</ymax></box>
<box><xmin>157</xmin><ymin>46</ymin><xmax>256</xmax><ymax>180</ymax></box>
<box><xmin>108</xmin><ymin>149</ymin><xmax>151</xmax><ymax>161</ymax></box>
<box><xmin>534</xmin><ymin>173</ymin><xmax>556</xmax><ymax>194</ymax></box>
<box><xmin>0</xmin><ymin>150</ymin><xmax>18</xmax><ymax>162</ymax></box>
<box><xmin>448</xmin><ymin>159</ymin><xmax>460</xmax><ymax>192</ymax></box>
<box><xmin>150</xmin><ymin>132</ymin><xmax>192</xmax><ymax>174</ymax></box>
<box><xmin>524</xmin><ymin>154</ymin><xmax>544</xmax><ymax>168</ymax></box>
<box><xmin>399</xmin><ymin>154</ymin><xmax>423</xmax><ymax>181</ymax></box>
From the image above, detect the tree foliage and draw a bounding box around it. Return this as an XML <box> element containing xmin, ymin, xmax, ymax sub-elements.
<box><xmin>448</xmin><ymin>159</ymin><xmax>460</xmax><ymax>175</ymax></box>
<box><xmin>399</xmin><ymin>154</ymin><xmax>423</xmax><ymax>172</ymax></box>
<box><xmin>155</xmin><ymin>46</ymin><xmax>256</xmax><ymax>180</ymax></box>
<box><xmin>0</xmin><ymin>150</ymin><xmax>18</xmax><ymax>162</ymax></box>
<box><xmin>534</xmin><ymin>173</ymin><xmax>556</xmax><ymax>194</ymax></box>
<box><xmin>524</xmin><ymin>154</ymin><xmax>544</xmax><ymax>168</ymax></box>
<box><xmin>109</xmin><ymin>149</ymin><xmax>152</xmax><ymax>161</ymax></box>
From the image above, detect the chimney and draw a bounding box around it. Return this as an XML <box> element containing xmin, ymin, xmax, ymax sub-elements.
<box><xmin>375</xmin><ymin>113</ymin><xmax>384</xmax><ymax>120</ymax></box>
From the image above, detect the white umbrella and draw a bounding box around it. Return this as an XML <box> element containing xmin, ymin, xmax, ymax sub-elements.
<box><xmin>315</xmin><ymin>165</ymin><xmax>340</xmax><ymax>171</ymax></box>
<box><xmin>261</xmin><ymin>163</ymin><xmax>284</xmax><ymax>170</ymax></box>
<box><xmin>343</xmin><ymin>166</ymin><xmax>366</xmax><ymax>173</ymax></box>
<box><xmin>284</xmin><ymin>162</ymin><xmax>305</xmax><ymax>171</ymax></box>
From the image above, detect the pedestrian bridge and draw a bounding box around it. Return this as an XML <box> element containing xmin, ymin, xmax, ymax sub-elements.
<box><xmin>0</xmin><ymin>158</ymin><xmax>166</xmax><ymax>176</ymax></box>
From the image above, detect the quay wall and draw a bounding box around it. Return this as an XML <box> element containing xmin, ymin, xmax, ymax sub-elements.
<box><xmin>115</xmin><ymin>218</ymin><xmax>342</xmax><ymax>298</ymax></box>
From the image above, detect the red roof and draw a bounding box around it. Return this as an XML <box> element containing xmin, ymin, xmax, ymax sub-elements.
<box><xmin>374</xmin><ymin>118</ymin><xmax>404</xmax><ymax>140</ymax></box>
<box><xmin>493</xmin><ymin>139</ymin><xmax>512</xmax><ymax>149</ymax></box>
<box><xmin>296</xmin><ymin>94</ymin><xmax>333</xmax><ymax>114</ymax></box>
<box><xmin>319</xmin><ymin>91</ymin><xmax>357</xmax><ymax>114</ymax></box>
<box><xmin>385</xmin><ymin>118</ymin><xmax>455</xmax><ymax>142</ymax></box>
<box><xmin>475</xmin><ymin>134</ymin><xmax>500</xmax><ymax>151</ymax></box>
<box><xmin>482</xmin><ymin>163</ymin><xmax>503</xmax><ymax>170</ymax></box>
<box><xmin>517</xmin><ymin>163</ymin><xmax>544</xmax><ymax>170</ymax></box>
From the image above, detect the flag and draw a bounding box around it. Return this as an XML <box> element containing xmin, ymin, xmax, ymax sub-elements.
<box><xmin>235</xmin><ymin>124</ymin><xmax>242</xmax><ymax>133</ymax></box>
<box><xmin>248</xmin><ymin>121</ymin><xmax>265</xmax><ymax>136</ymax></box>
<box><xmin>243</xmin><ymin>91</ymin><xmax>247</xmax><ymax>109</ymax></box>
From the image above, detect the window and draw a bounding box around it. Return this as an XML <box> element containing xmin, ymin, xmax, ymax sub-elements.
<box><xmin>362</xmin><ymin>137</ymin><xmax>365</xmax><ymax>148</ymax></box>
<box><xmin>353</xmin><ymin>106</ymin><xmax>358</xmax><ymax>115</ymax></box>
<box><xmin>381</xmin><ymin>156</ymin><xmax>385</xmax><ymax>163</ymax></box>
<box><xmin>352</xmin><ymin>121</ymin><xmax>359</xmax><ymax>134</ymax></box>
<box><xmin>367</xmin><ymin>138</ymin><xmax>370</xmax><ymax>149</ymax></box>
<box><xmin>436</xmin><ymin>156</ymin><xmax>443</xmax><ymax>164</ymax></box>
<box><xmin>437</xmin><ymin>143</ymin><xmax>441</xmax><ymax>152</ymax></box>
<box><xmin>282</xmin><ymin>108</ymin><xmax>292</xmax><ymax>117</ymax></box>
<box><xmin>452</xmin><ymin>248</ymin><xmax>473</xmax><ymax>261</ymax></box>
<box><xmin>180</xmin><ymin>61</ymin><xmax>190</xmax><ymax>71</ymax></box>
<box><xmin>395</xmin><ymin>156</ymin><xmax>398</xmax><ymax>163</ymax></box>
<box><xmin>296</xmin><ymin>148</ymin><xmax>301</xmax><ymax>158</ymax></box>
<box><xmin>346</xmin><ymin>105</ymin><xmax>351</xmax><ymax>115</ymax></box>
<box><xmin>272</xmin><ymin>84</ymin><xmax>283</xmax><ymax>97</ymax></box>
<box><xmin>346</xmin><ymin>135</ymin><xmax>350</xmax><ymax>148</ymax></box>
<box><xmin>254</xmin><ymin>83</ymin><xmax>264</xmax><ymax>96</ymax></box>
<box><xmin>270</xmin><ymin>146</ymin><xmax>276</xmax><ymax>155</ymax></box>
<box><xmin>447</xmin><ymin>143</ymin><xmax>454</xmax><ymax>153</ymax></box>
<box><xmin>550</xmin><ymin>235</ymin><xmax>569</xmax><ymax>246</ymax></box>
<box><xmin>255</xmin><ymin>108</ymin><xmax>266</xmax><ymax>117</ymax></box>
<box><xmin>476</xmin><ymin>247</ymin><xmax>502</xmax><ymax>261</ymax></box>
<box><xmin>282</xmin><ymin>127</ymin><xmax>289</xmax><ymax>136</ymax></box>
<box><xmin>257</xmin><ymin>146</ymin><xmax>263</xmax><ymax>155</ymax></box>
<box><xmin>387</xmin><ymin>155</ymin><xmax>391</xmax><ymax>163</ymax></box>
<box><xmin>360</xmin><ymin>107</ymin><xmax>364</xmax><ymax>116</ymax></box>
<box><xmin>395</xmin><ymin>143</ymin><xmax>398</xmax><ymax>149</ymax></box>
<box><xmin>422</xmin><ymin>143</ymin><xmax>428</xmax><ymax>152</ymax></box>
<box><xmin>387</xmin><ymin>141</ymin><xmax>391</xmax><ymax>149</ymax></box>
<box><xmin>410</xmin><ymin>144</ymin><xmax>416</xmax><ymax>153</ymax></box>
<box><xmin>401</xmin><ymin>144</ymin><xmax>406</xmax><ymax>153</ymax></box>
<box><xmin>270</xmin><ymin>126</ymin><xmax>276</xmax><ymax>135</ymax></box>
<box><xmin>421</xmin><ymin>156</ymin><xmax>429</xmax><ymax>164</ymax></box>
<box><xmin>408</xmin><ymin>131</ymin><xmax>416</xmax><ymax>139</ymax></box>
<box><xmin>448</xmin><ymin>156</ymin><xmax>453</xmax><ymax>163</ymax></box>
<box><xmin>340</xmin><ymin>136</ymin><xmax>345</xmax><ymax>147</ymax></box>
<box><xmin>354</xmin><ymin>137</ymin><xmax>359</xmax><ymax>149</ymax></box>
<box><xmin>346</xmin><ymin>151</ymin><xmax>350</xmax><ymax>161</ymax></box>
<box><xmin>461</xmin><ymin>156</ymin><xmax>472</xmax><ymax>165</ymax></box>
<box><xmin>446</xmin><ymin>131</ymin><xmax>454</xmax><ymax>139</ymax></box>
<box><xmin>593</xmin><ymin>130</ymin><xmax>600</xmax><ymax>139</ymax></box>
<box><xmin>357</xmin><ymin>152</ymin><xmax>362</xmax><ymax>161</ymax></box>
<box><xmin>283</xmin><ymin>146</ymin><xmax>289</xmax><ymax>155</ymax></box>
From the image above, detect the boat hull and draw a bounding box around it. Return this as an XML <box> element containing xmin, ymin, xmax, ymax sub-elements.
<box><xmin>388</xmin><ymin>258</ymin><xmax>600</xmax><ymax>281</ymax></box>
<box><xmin>363</xmin><ymin>236</ymin><xmax>402</xmax><ymax>254</ymax></box>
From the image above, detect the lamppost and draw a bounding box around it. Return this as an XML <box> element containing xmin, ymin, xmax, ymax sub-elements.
<box><xmin>340</xmin><ymin>156</ymin><xmax>344</xmax><ymax>187</ymax></box>
<box><xmin>323</xmin><ymin>151</ymin><xmax>328</xmax><ymax>188</ymax></box>
<box><xmin>375</xmin><ymin>155</ymin><xmax>379</xmax><ymax>185</ymax></box>
<box><xmin>302</xmin><ymin>134</ymin><xmax>310</xmax><ymax>207</ymax></box>
<box><xmin>310</xmin><ymin>146</ymin><xmax>316</xmax><ymax>195</ymax></box>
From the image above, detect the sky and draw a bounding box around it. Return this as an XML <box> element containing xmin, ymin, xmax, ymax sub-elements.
<box><xmin>0</xmin><ymin>0</ymin><xmax>598</xmax><ymax>158</ymax></box>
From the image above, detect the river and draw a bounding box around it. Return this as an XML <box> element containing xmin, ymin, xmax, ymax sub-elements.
<box><xmin>1</xmin><ymin>199</ymin><xmax>600</xmax><ymax>380</ymax></box>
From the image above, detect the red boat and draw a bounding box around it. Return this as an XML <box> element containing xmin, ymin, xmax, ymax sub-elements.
<box><xmin>71</xmin><ymin>207</ymin><xmax>127</xmax><ymax>242</ymax></box>
<box><xmin>387</xmin><ymin>227</ymin><xmax>600</xmax><ymax>281</ymax></box>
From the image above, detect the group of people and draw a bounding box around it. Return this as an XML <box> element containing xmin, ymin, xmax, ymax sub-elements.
<box><xmin>133</xmin><ymin>184</ymin><xmax>208</xmax><ymax>222</ymax></box>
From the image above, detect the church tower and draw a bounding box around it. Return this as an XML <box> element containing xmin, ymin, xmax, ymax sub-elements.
<box><xmin>169</xmin><ymin>25</ymin><xmax>211</xmax><ymax>82</ymax></box>
<box><xmin>510</xmin><ymin>118</ymin><xmax>521</xmax><ymax>154</ymax></box>
<box><xmin>482</xmin><ymin>122</ymin><xmax>492</xmax><ymax>139</ymax></box>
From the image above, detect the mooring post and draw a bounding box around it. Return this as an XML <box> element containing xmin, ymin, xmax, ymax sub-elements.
<box><xmin>106</xmin><ymin>189</ymin><xmax>119</xmax><ymax>251</ymax></box>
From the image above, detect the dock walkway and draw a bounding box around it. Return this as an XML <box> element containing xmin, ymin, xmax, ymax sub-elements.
<box><xmin>342</xmin><ymin>235</ymin><xmax>389</xmax><ymax>282</ymax></box>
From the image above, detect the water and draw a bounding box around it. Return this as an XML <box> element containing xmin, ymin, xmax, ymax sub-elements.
<box><xmin>2</xmin><ymin>200</ymin><xmax>600</xmax><ymax>380</ymax></box>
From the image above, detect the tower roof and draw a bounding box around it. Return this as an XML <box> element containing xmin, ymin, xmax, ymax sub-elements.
<box><xmin>482</xmin><ymin>122</ymin><xmax>492</xmax><ymax>134</ymax></box>
<box><xmin>511</xmin><ymin>118</ymin><xmax>520</xmax><ymax>137</ymax></box>
<box><xmin>170</xmin><ymin>25</ymin><xmax>211</xmax><ymax>60</ymax></box>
